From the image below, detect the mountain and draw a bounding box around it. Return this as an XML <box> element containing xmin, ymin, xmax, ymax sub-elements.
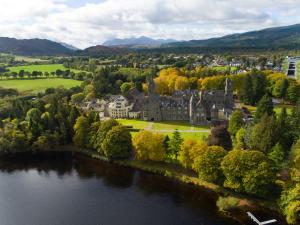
<box><xmin>60</xmin><ymin>42</ymin><xmax>79</xmax><ymax>51</ymax></box>
<box><xmin>78</xmin><ymin>45</ymin><xmax>129</xmax><ymax>56</ymax></box>
<box><xmin>0</xmin><ymin>37</ymin><xmax>74</xmax><ymax>55</ymax></box>
<box><xmin>103</xmin><ymin>36</ymin><xmax>177</xmax><ymax>47</ymax></box>
<box><xmin>165</xmin><ymin>24</ymin><xmax>300</xmax><ymax>50</ymax></box>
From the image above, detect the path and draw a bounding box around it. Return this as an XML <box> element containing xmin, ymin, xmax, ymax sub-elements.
<box><xmin>145</xmin><ymin>122</ymin><xmax>154</xmax><ymax>130</ymax></box>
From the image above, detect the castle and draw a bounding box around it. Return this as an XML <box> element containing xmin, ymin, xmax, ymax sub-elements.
<box><xmin>82</xmin><ymin>77</ymin><xmax>234</xmax><ymax>126</ymax></box>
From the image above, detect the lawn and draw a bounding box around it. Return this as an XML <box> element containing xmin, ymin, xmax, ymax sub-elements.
<box><xmin>117</xmin><ymin>119</ymin><xmax>149</xmax><ymax>129</ymax></box>
<box><xmin>117</xmin><ymin>119</ymin><xmax>210</xmax><ymax>141</ymax></box>
<box><xmin>7</xmin><ymin>64</ymin><xmax>82</xmax><ymax>73</ymax></box>
<box><xmin>0</xmin><ymin>78</ymin><xmax>82</xmax><ymax>93</ymax></box>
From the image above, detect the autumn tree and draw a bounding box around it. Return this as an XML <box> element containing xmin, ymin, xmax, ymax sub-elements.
<box><xmin>133</xmin><ymin>130</ymin><xmax>165</xmax><ymax>161</ymax></box>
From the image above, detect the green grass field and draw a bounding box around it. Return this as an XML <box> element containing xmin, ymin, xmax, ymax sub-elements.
<box><xmin>7</xmin><ymin>64</ymin><xmax>81</xmax><ymax>73</ymax></box>
<box><xmin>297</xmin><ymin>61</ymin><xmax>300</xmax><ymax>80</ymax></box>
<box><xmin>0</xmin><ymin>78</ymin><xmax>82</xmax><ymax>93</ymax></box>
<box><xmin>117</xmin><ymin>119</ymin><xmax>210</xmax><ymax>141</ymax></box>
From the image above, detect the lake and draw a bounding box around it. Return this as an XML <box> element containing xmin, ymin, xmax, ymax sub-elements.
<box><xmin>0</xmin><ymin>152</ymin><xmax>277</xmax><ymax>225</ymax></box>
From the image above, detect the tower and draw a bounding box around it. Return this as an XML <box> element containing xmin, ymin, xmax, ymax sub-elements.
<box><xmin>224</xmin><ymin>78</ymin><xmax>234</xmax><ymax>115</ymax></box>
<box><xmin>146</xmin><ymin>75</ymin><xmax>162</xmax><ymax>121</ymax></box>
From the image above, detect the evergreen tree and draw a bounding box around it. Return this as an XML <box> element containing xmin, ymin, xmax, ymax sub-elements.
<box><xmin>277</xmin><ymin>108</ymin><xmax>293</xmax><ymax>150</ymax></box>
<box><xmin>255</xmin><ymin>94</ymin><xmax>274</xmax><ymax>122</ymax></box>
<box><xmin>168</xmin><ymin>129</ymin><xmax>183</xmax><ymax>160</ymax></box>
<box><xmin>163</xmin><ymin>135</ymin><xmax>170</xmax><ymax>152</ymax></box>
<box><xmin>250</xmin><ymin>115</ymin><xmax>277</xmax><ymax>153</ymax></box>
<box><xmin>291</xmin><ymin>100</ymin><xmax>300</xmax><ymax>140</ymax></box>
<box><xmin>280</xmin><ymin>79</ymin><xmax>289</xmax><ymax>99</ymax></box>
<box><xmin>241</xmin><ymin>75</ymin><xmax>253</xmax><ymax>105</ymax></box>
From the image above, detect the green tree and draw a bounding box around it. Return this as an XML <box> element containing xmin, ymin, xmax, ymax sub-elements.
<box><xmin>167</xmin><ymin>129</ymin><xmax>183</xmax><ymax>160</ymax></box>
<box><xmin>255</xmin><ymin>94</ymin><xmax>274</xmax><ymax>122</ymax></box>
<box><xmin>221</xmin><ymin>150</ymin><xmax>273</xmax><ymax>196</ymax></box>
<box><xmin>228</xmin><ymin>110</ymin><xmax>245</xmax><ymax>137</ymax></box>
<box><xmin>94</xmin><ymin>119</ymin><xmax>119</xmax><ymax>153</ymax></box>
<box><xmin>250</xmin><ymin>115</ymin><xmax>277</xmax><ymax>153</ymax></box>
<box><xmin>280</xmin><ymin>184</ymin><xmax>300</xmax><ymax>224</ymax></box>
<box><xmin>268</xmin><ymin>143</ymin><xmax>285</xmax><ymax>170</ymax></box>
<box><xmin>101</xmin><ymin>125</ymin><xmax>132</xmax><ymax>160</ymax></box>
<box><xmin>241</xmin><ymin>75</ymin><xmax>253</xmax><ymax>105</ymax></box>
<box><xmin>73</xmin><ymin>116</ymin><xmax>90</xmax><ymax>147</ymax></box>
<box><xmin>280</xmin><ymin>79</ymin><xmax>289</xmax><ymax>99</ymax></box>
<box><xmin>194</xmin><ymin>146</ymin><xmax>227</xmax><ymax>184</ymax></box>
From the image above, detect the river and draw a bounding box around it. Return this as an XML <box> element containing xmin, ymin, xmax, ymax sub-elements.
<box><xmin>0</xmin><ymin>152</ymin><xmax>281</xmax><ymax>225</ymax></box>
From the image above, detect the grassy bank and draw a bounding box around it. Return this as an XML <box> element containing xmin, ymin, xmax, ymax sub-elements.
<box><xmin>63</xmin><ymin>146</ymin><xmax>283</xmax><ymax>215</ymax></box>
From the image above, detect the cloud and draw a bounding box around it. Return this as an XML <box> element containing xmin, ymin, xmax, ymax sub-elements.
<box><xmin>0</xmin><ymin>0</ymin><xmax>300</xmax><ymax>49</ymax></box>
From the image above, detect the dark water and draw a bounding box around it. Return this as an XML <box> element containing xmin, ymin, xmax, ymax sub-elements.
<box><xmin>0</xmin><ymin>152</ymin><xmax>281</xmax><ymax>225</ymax></box>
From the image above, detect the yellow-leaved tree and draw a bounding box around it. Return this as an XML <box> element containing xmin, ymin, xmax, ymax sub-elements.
<box><xmin>133</xmin><ymin>130</ymin><xmax>165</xmax><ymax>161</ymax></box>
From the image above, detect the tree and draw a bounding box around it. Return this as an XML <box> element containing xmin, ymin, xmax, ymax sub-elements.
<box><xmin>194</xmin><ymin>146</ymin><xmax>227</xmax><ymax>184</ymax></box>
<box><xmin>120</xmin><ymin>82</ymin><xmax>133</xmax><ymax>94</ymax></box>
<box><xmin>241</xmin><ymin>75</ymin><xmax>253</xmax><ymax>105</ymax></box>
<box><xmin>178</xmin><ymin>139</ymin><xmax>198</xmax><ymax>169</ymax></box>
<box><xmin>228</xmin><ymin>110</ymin><xmax>245</xmax><ymax>137</ymax></box>
<box><xmin>291</xmin><ymin>100</ymin><xmax>300</xmax><ymax>139</ymax></box>
<box><xmin>277</xmin><ymin>108</ymin><xmax>293</xmax><ymax>150</ymax></box>
<box><xmin>268</xmin><ymin>143</ymin><xmax>285</xmax><ymax>170</ymax></box>
<box><xmin>101</xmin><ymin>125</ymin><xmax>132</xmax><ymax>160</ymax></box>
<box><xmin>208</xmin><ymin>126</ymin><xmax>232</xmax><ymax>150</ymax></box>
<box><xmin>73</xmin><ymin>116</ymin><xmax>90</xmax><ymax>147</ymax></box>
<box><xmin>280</xmin><ymin>79</ymin><xmax>289</xmax><ymax>99</ymax></box>
<box><xmin>94</xmin><ymin>119</ymin><xmax>119</xmax><ymax>153</ymax></box>
<box><xmin>25</xmin><ymin>108</ymin><xmax>42</xmax><ymax>138</ymax></box>
<box><xmin>280</xmin><ymin>184</ymin><xmax>300</xmax><ymax>224</ymax></box>
<box><xmin>255</xmin><ymin>94</ymin><xmax>274</xmax><ymax>122</ymax></box>
<box><xmin>71</xmin><ymin>93</ymin><xmax>85</xmax><ymax>104</ymax></box>
<box><xmin>250</xmin><ymin>115</ymin><xmax>277</xmax><ymax>153</ymax></box>
<box><xmin>221</xmin><ymin>150</ymin><xmax>274</xmax><ymax>196</ymax></box>
<box><xmin>133</xmin><ymin>130</ymin><xmax>165</xmax><ymax>161</ymax></box>
<box><xmin>167</xmin><ymin>129</ymin><xmax>183</xmax><ymax>160</ymax></box>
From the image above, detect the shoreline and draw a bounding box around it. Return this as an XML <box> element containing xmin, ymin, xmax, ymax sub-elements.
<box><xmin>0</xmin><ymin>145</ymin><xmax>287</xmax><ymax>224</ymax></box>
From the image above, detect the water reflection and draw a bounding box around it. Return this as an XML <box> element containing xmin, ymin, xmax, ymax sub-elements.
<box><xmin>0</xmin><ymin>152</ymin><xmax>262</xmax><ymax>225</ymax></box>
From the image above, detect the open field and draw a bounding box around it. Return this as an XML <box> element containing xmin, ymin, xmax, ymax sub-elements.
<box><xmin>117</xmin><ymin>119</ymin><xmax>210</xmax><ymax>140</ymax></box>
<box><xmin>7</xmin><ymin>64</ymin><xmax>82</xmax><ymax>73</ymax></box>
<box><xmin>297</xmin><ymin>61</ymin><xmax>300</xmax><ymax>79</ymax></box>
<box><xmin>0</xmin><ymin>78</ymin><xmax>82</xmax><ymax>93</ymax></box>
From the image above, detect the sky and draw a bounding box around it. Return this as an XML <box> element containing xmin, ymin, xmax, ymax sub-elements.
<box><xmin>0</xmin><ymin>0</ymin><xmax>300</xmax><ymax>49</ymax></box>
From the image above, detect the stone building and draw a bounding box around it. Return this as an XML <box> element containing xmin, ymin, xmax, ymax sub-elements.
<box><xmin>88</xmin><ymin>77</ymin><xmax>234</xmax><ymax>126</ymax></box>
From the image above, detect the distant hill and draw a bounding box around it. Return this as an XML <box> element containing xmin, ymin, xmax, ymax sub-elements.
<box><xmin>164</xmin><ymin>24</ymin><xmax>300</xmax><ymax>50</ymax></box>
<box><xmin>103</xmin><ymin>36</ymin><xmax>177</xmax><ymax>47</ymax></box>
<box><xmin>0</xmin><ymin>37</ymin><xmax>73</xmax><ymax>56</ymax></box>
<box><xmin>78</xmin><ymin>45</ymin><xmax>129</xmax><ymax>56</ymax></box>
<box><xmin>59</xmin><ymin>42</ymin><xmax>79</xmax><ymax>51</ymax></box>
